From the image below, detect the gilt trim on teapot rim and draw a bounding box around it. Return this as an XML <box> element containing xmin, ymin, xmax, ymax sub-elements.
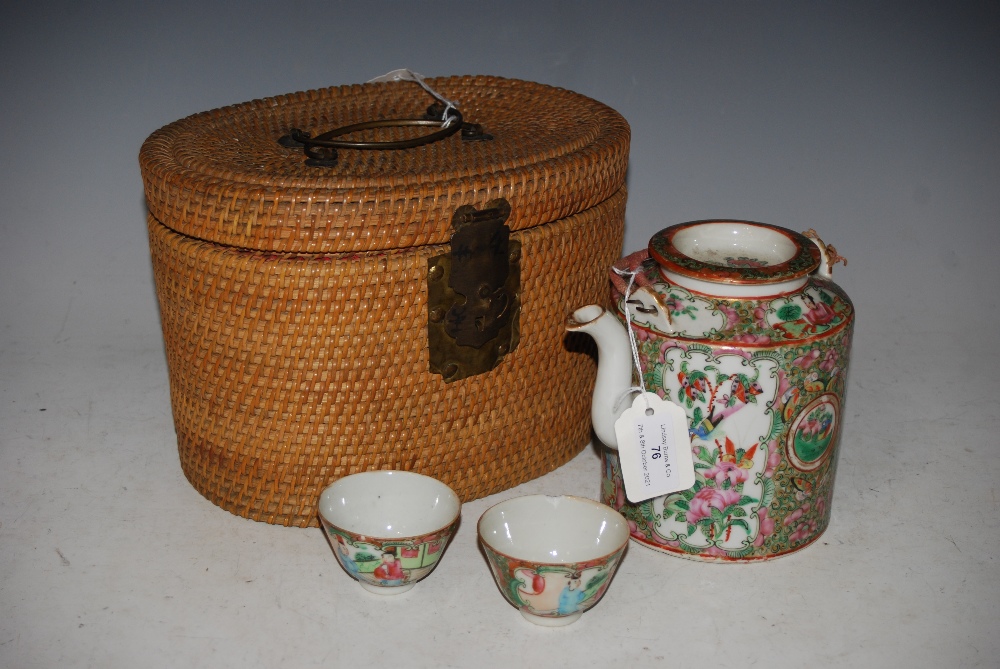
<box><xmin>649</xmin><ymin>220</ymin><xmax>821</xmax><ymax>285</ymax></box>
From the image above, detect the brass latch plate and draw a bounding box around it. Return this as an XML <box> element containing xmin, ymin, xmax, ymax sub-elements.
<box><xmin>427</xmin><ymin>199</ymin><xmax>521</xmax><ymax>382</ymax></box>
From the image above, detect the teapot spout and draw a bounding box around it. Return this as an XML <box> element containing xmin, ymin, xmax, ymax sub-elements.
<box><xmin>567</xmin><ymin>305</ymin><xmax>634</xmax><ymax>450</ymax></box>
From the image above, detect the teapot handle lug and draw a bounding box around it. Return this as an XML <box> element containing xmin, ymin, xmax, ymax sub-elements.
<box><xmin>627</xmin><ymin>286</ymin><xmax>675</xmax><ymax>334</ymax></box>
<box><xmin>803</xmin><ymin>229</ymin><xmax>848</xmax><ymax>279</ymax></box>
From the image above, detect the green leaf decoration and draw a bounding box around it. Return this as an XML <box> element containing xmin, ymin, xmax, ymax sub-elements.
<box><xmin>509</xmin><ymin>582</ymin><xmax>528</xmax><ymax>608</ymax></box>
<box><xmin>728</xmin><ymin>519</ymin><xmax>751</xmax><ymax>534</ymax></box>
<box><xmin>675</xmin><ymin>513</ymin><xmax>687</xmax><ymax>523</ymax></box>
<box><xmin>760</xmin><ymin>478</ymin><xmax>775</xmax><ymax>509</ymax></box>
<box><xmin>738</xmin><ymin>495</ymin><xmax>759</xmax><ymax>506</ymax></box>
<box><xmin>710</xmin><ymin>507</ymin><xmax>725</xmax><ymax>523</ymax></box>
<box><xmin>585</xmin><ymin>572</ymin><xmax>608</xmax><ymax>591</ymax></box>
<box><xmin>777</xmin><ymin>304</ymin><xmax>802</xmax><ymax>321</ymax></box>
<box><xmin>819</xmin><ymin>291</ymin><xmax>834</xmax><ymax>306</ymax></box>
<box><xmin>726</xmin><ymin>546</ymin><xmax>756</xmax><ymax>559</ymax></box>
<box><xmin>639</xmin><ymin>501</ymin><xmax>657</xmax><ymax>524</ymax></box>
<box><xmin>623</xmin><ymin>505</ymin><xmax>646</xmax><ymax>525</ymax></box>
<box><xmin>651</xmin><ymin>364</ymin><xmax>667</xmax><ymax>393</ymax></box>
<box><xmin>731</xmin><ymin>506</ymin><xmax>747</xmax><ymax>518</ymax></box>
<box><xmin>679</xmin><ymin>540</ymin><xmax>703</xmax><ymax>555</ymax></box>
<box><xmin>663</xmin><ymin>497</ymin><xmax>690</xmax><ymax>516</ymax></box>
<box><xmin>781</xmin><ymin>321</ymin><xmax>809</xmax><ymax>338</ymax></box>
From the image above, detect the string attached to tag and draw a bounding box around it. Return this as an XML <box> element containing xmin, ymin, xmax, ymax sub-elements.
<box><xmin>611</xmin><ymin>266</ymin><xmax>650</xmax><ymax>414</ymax></box>
<box><xmin>611</xmin><ymin>265</ymin><xmax>696</xmax><ymax>503</ymax></box>
<box><xmin>368</xmin><ymin>68</ymin><xmax>461</xmax><ymax>127</ymax></box>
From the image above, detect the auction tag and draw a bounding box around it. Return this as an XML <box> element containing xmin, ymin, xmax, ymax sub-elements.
<box><xmin>614</xmin><ymin>392</ymin><xmax>695</xmax><ymax>503</ymax></box>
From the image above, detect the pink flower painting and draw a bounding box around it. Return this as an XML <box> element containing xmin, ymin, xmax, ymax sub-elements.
<box><xmin>764</xmin><ymin>440</ymin><xmax>782</xmax><ymax>477</ymax></box>
<box><xmin>753</xmin><ymin>305</ymin><xmax>770</xmax><ymax>329</ymax></box>
<box><xmin>788</xmin><ymin>519</ymin><xmax>818</xmax><ymax>543</ymax></box>
<box><xmin>735</xmin><ymin>333</ymin><xmax>772</xmax><ymax>345</ymax></box>
<box><xmin>686</xmin><ymin>487</ymin><xmax>742</xmax><ymax>525</ymax></box>
<box><xmin>704</xmin><ymin>460</ymin><xmax>750</xmax><ymax>487</ymax></box>
<box><xmin>752</xmin><ymin>508</ymin><xmax>776</xmax><ymax>547</ymax></box>
<box><xmin>819</xmin><ymin>348</ymin><xmax>839</xmax><ymax>374</ymax></box>
<box><xmin>718</xmin><ymin>304</ymin><xmax>740</xmax><ymax>331</ymax></box>
<box><xmin>792</xmin><ymin>348</ymin><xmax>821</xmax><ymax>369</ymax></box>
<box><xmin>664</xmin><ymin>296</ymin><xmax>685</xmax><ymax>313</ymax></box>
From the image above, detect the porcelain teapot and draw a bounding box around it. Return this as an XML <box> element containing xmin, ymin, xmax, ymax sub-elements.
<box><xmin>568</xmin><ymin>220</ymin><xmax>853</xmax><ymax>561</ymax></box>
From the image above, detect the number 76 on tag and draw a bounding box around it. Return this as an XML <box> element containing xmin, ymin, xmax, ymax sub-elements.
<box><xmin>614</xmin><ymin>392</ymin><xmax>696</xmax><ymax>504</ymax></box>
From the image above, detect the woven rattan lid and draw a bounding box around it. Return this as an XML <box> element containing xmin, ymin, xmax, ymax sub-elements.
<box><xmin>139</xmin><ymin>75</ymin><xmax>630</xmax><ymax>253</ymax></box>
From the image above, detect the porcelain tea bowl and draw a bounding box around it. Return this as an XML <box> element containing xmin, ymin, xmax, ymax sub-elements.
<box><xmin>318</xmin><ymin>471</ymin><xmax>461</xmax><ymax>595</ymax></box>
<box><xmin>478</xmin><ymin>495</ymin><xmax>629</xmax><ymax>626</ymax></box>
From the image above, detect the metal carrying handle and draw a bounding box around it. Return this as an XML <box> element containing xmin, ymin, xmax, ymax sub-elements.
<box><xmin>280</xmin><ymin>103</ymin><xmax>491</xmax><ymax>167</ymax></box>
<box><xmin>297</xmin><ymin>110</ymin><xmax>463</xmax><ymax>151</ymax></box>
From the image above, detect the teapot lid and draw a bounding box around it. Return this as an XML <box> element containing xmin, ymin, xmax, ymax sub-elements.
<box><xmin>649</xmin><ymin>220</ymin><xmax>821</xmax><ymax>285</ymax></box>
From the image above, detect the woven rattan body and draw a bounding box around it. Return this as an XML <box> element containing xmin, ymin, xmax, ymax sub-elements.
<box><xmin>140</xmin><ymin>76</ymin><xmax>629</xmax><ymax>526</ymax></box>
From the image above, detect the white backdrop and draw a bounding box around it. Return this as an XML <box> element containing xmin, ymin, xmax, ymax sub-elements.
<box><xmin>2</xmin><ymin>2</ymin><xmax>997</xmax><ymax>667</ymax></box>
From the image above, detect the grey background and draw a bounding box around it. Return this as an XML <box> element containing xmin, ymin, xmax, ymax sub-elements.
<box><xmin>2</xmin><ymin>2</ymin><xmax>997</xmax><ymax>667</ymax></box>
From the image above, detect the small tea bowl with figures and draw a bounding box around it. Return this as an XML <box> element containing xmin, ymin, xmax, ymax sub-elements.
<box><xmin>478</xmin><ymin>494</ymin><xmax>630</xmax><ymax>626</ymax></box>
<box><xmin>318</xmin><ymin>471</ymin><xmax>461</xmax><ymax>595</ymax></box>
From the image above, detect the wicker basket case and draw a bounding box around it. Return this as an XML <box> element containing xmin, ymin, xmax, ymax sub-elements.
<box><xmin>140</xmin><ymin>75</ymin><xmax>629</xmax><ymax>526</ymax></box>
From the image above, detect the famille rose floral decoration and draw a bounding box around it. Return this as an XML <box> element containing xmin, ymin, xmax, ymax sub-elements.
<box><xmin>479</xmin><ymin>545</ymin><xmax>626</xmax><ymax>623</ymax></box>
<box><xmin>478</xmin><ymin>495</ymin><xmax>630</xmax><ymax>626</ymax></box>
<box><xmin>317</xmin><ymin>471</ymin><xmax>461</xmax><ymax>593</ymax></box>
<box><xmin>325</xmin><ymin>528</ymin><xmax>456</xmax><ymax>592</ymax></box>
<box><xmin>569</xmin><ymin>220</ymin><xmax>853</xmax><ymax>561</ymax></box>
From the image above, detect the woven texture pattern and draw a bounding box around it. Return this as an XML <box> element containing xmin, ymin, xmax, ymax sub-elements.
<box><xmin>139</xmin><ymin>75</ymin><xmax>629</xmax><ymax>253</ymax></box>
<box><xmin>141</xmin><ymin>76</ymin><xmax>629</xmax><ymax>526</ymax></box>
<box><xmin>148</xmin><ymin>189</ymin><xmax>625</xmax><ymax>525</ymax></box>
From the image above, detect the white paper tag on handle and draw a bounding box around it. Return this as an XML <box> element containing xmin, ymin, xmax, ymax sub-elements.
<box><xmin>615</xmin><ymin>392</ymin><xmax>696</xmax><ymax>504</ymax></box>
